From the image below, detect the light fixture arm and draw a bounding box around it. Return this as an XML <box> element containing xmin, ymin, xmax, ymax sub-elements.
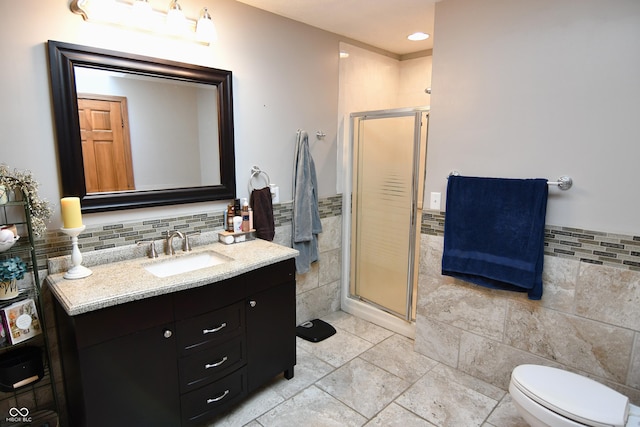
<box><xmin>70</xmin><ymin>0</ymin><xmax>89</xmax><ymax>20</ymax></box>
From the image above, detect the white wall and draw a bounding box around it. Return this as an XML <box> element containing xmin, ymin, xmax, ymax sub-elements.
<box><xmin>427</xmin><ymin>0</ymin><xmax>640</xmax><ymax>236</ymax></box>
<box><xmin>337</xmin><ymin>43</ymin><xmax>432</xmax><ymax>193</ymax></box>
<box><xmin>0</xmin><ymin>0</ymin><xmax>340</xmax><ymax>228</ymax></box>
<box><xmin>398</xmin><ymin>56</ymin><xmax>433</xmax><ymax>108</ymax></box>
<box><xmin>338</xmin><ymin>43</ymin><xmax>431</xmax><ymax>114</ymax></box>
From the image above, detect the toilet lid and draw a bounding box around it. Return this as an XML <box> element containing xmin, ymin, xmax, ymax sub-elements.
<box><xmin>511</xmin><ymin>365</ymin><xmax>629</xmax><ymax>427</ymax></box>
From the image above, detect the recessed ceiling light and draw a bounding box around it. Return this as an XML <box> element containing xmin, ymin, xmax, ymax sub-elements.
<box><xmin>408</xmin><ymin>32</ymin><xmax>430</xmax><ymax>41</ymax></box>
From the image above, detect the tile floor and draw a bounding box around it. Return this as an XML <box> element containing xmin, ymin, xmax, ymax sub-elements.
<box><xmin>209</xmin><ymin>311</ymin><xmax>529</xmax><ymax>427</ymax></box>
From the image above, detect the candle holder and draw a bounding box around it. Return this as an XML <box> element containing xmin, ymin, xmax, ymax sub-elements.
<box><xmin>61</xmin><ymin>225</ymin><xmax>92</xmax><ymax>280</ymax></box>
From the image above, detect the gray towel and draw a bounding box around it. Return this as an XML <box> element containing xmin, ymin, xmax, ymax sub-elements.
<box><xmin>292</xmin><ymin>130</ymin><xmax>322</xmax><ymax>273</ymax></box>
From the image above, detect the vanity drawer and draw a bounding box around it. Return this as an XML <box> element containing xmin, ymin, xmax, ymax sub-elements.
<box><xmin>181</xmin><ymin>367</ymin><xmax>247</xmax><ymax>426</ymax></box>
<box><xmin>173</xmin><ymin>275</ymin><xmax>245</xmax><ymax>318</ymax></box>
<box><xmin>176</xmin><ymin>302</ymin><xmax>244</xmax><ymax>356</ymax></box>
<box><xmin>74</xmin><ymin>294</ymin><xmax>174</xmax><ymax>349</ymax></box>
<box><xmin>244</xmin><ymin>258</ymin><xmax>295</xmax><ymax>294</ymax></box>
<box><xmin>178</xmin><ymin>336</ymin><xmax>246</xmax><ymax>393</ymax></box>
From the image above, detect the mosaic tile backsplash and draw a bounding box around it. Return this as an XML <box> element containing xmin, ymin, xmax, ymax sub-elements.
<box><xmin>34</xmin><ymin>195</ymin><xmax>343</xmax><ymax>267</ymax></box>
<box><xmin>422</xmin><ymin>210</ymin><xmax>640</xmax><ymax>272</ymax></box>
<box><xmin>33</xmin><ymin>195</ymin><xmax>637</xmax><ymax>273</ymax></box>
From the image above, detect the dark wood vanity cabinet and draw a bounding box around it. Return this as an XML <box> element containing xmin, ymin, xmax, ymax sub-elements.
<box><xmin>55</xmin><ymin>259</ymin><xmax>296</xmax><ymax>427</ymax></box>
<box><xmin>245</xmin><ymin>262</ymin><xmax>297</xmax><ymax>391</ymax></box>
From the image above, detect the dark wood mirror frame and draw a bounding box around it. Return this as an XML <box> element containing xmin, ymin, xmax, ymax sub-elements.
<box><xmin>47</xmin><ymin>40</ymin><xmax>236</xmax><ymax>213</ymax></box>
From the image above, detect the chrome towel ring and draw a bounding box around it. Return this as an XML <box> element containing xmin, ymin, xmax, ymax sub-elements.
<box><xmin>248</xmin><ymin>166</ymin><xmax>271</xmax><ymax>193</ymax></box>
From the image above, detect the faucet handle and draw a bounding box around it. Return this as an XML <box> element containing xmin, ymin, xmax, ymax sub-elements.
<box><xmin>150</xmin><ymin>240</ymin><xmax>158</xmax><ymax>258</ymax></box>
<box><xmin>138</xmin><ymin>240</ymin><xmax>158</xmax><ymax>258</ymax></box>
<box><xmin>164</xmin><ymin>231</ymin><xmax>172</xmax><ymax>255</ymax></box>
<box><xmin>183</xmin><ymin>231</ymin><xmax>201</xmax><ymax>252</ymax></box>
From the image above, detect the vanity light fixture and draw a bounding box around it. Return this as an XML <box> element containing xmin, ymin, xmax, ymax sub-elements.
<box><xmin>132</xmin><ymin>0</ymin><xmax>152</xmax><ymax>14</ymax></box>
<box><xmin>407</xmin><ymin>32</ymin><xmax>430</xmax><ymax>41</ymax></box>
<box><xmin>166</xmin><ymin>0</ymin><xmax>187</xmax><ymax>34</ymax></box>
<box><xmin>131</xmin><ymin>0</ymin><xmax>153</xmax><ymax>28</ymax></box>
<box><xmin>69</xmin><ymin>0</ymin><xmax>217</xmax><ymax>45</ymax></box>
<box><xmin>196</xmin><ymin>7</ymin><xmax>218</xmax><ymax>42</ymax></box>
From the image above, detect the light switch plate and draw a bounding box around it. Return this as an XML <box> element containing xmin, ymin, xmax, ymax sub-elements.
<box><xmin>429</xmin><ymin>192</ymin><xmax>441</xmax><ymax>210</ymax></box>
<box><xmin>270</xmin><ymin>184</ymin><xmax>280</xmax><ymax>204</ymax></box>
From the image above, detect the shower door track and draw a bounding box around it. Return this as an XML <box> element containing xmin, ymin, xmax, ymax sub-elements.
<box><xmin>356</xmin><ymin>295</ymin><xmax>406</xmax><ymax>319</ymax></box>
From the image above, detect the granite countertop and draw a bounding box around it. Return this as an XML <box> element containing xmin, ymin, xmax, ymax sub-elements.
<box><xmin>46</xmin><ymin>237</ymin><xmax>298</xmax><ymax>316</ymax></box>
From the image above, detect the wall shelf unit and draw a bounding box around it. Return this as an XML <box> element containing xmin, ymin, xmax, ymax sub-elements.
<box><xmin>0</xmin><ymin>190</ymin><xmax>58</xmax><ymax>418</ymax></box>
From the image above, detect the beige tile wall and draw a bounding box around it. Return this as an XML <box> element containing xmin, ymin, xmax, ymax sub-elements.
<box><xmin>289</xmin><ymin>215</ymin><xmax>343</xmax><ymax>325</ymax></box>
<box><xmin>415</xmin><ymin>233</ymin><xmax>640</xmax><ymax>404</ymax></box>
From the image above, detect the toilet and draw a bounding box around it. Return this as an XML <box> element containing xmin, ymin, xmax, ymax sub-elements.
<box><xmin>509</xmin><ymin>364</ymin><xmax>640</xmax><ymax>427</ymax></box>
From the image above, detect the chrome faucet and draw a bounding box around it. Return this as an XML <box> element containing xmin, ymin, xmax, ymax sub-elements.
<box><xmin>165</xmin><ymin>230</ymin><xmax>185</xmax><ymax>255</ymax></box>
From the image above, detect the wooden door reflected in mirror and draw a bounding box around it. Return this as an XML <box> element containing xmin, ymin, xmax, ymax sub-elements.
<box><xmin>78</xmin><ymin>94</ymin><xmax>135</xmax><ymax>193</ymax></box>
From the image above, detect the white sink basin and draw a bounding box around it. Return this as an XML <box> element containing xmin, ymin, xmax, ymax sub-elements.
<box><xmin>144</xmin><ymin>251</ymin><xmax>231</xmax><ymax>278</ymax></box>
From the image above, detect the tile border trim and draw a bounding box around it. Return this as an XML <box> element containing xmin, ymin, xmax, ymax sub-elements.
<box><xmin>33</xmin><ymin>196</ymin><xmax>638</xmax><ymax>273</ymax></box>
<box><xmin>422</xmin><ymin>209</ymin><xmax>640</xmax><ymax>272</ymax></box>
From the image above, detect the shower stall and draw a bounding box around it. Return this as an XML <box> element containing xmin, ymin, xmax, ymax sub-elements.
<box><xmin>341</xmin><ymin>107</ymin><xmax>429</xmax><ymax>337</ymax></box>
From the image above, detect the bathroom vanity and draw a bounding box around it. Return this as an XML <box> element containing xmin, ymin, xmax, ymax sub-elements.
<box><xmin>47</xmin><ymin>239</ymin><xmax>298</xmax><ymax>427</ymax></box>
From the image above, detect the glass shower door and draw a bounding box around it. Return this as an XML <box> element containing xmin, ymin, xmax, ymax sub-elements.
<box><xmin>349</xmin><ymin>110</ymin><xmax>425</xmax><ymax>319</ymax></box>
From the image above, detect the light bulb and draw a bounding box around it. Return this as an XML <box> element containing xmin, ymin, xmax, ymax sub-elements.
<box><xmin>132</xmin><ymin>0</ymin><xmax>152</xmax><ymax>28</ymax></box>
<box><xmin>196</xmin><ymin>7</ymin><xmax>218</xmax><ymax>43</ymax></box>
<box><xmin>166</xmin><ymin>0</ymin><xmax>186</xmax><ymax>33</ymax></box>
<box><xmin>407</xmin><ymin>32</ymin><xmax>430</xmax><ymax>41</ymax></box>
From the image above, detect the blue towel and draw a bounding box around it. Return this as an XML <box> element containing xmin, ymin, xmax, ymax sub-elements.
<box><xmin>441</xmin><ymin>176</ymin><xmax>548</xmax><ymax>300</ymax></box>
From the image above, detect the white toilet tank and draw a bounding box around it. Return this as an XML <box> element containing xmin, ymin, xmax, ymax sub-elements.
<box><xmin>511</xmin><ymin>364</ymin><xmax>629</xmax><ymax>427</ymax></box>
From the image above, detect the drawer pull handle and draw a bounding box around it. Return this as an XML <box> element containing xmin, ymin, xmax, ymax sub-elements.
<box><xmin>203</xmin><ymin>322</ymin><xmax>227</xmax><ymax>334</ymax></box>
<box><xmin>207</xmin><ymin>389</ymin><xmax>229</xmax><ymax>404</ymax></box>
<box><xmin>205</xmin><ymin>356</ymin><xmax>228</xmax><ymax>369</ymax></box>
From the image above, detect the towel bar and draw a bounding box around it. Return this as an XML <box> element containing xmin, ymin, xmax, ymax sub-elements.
<box><xmin>547</xmin><ymin>176</ymin><xmax>573</xmax><ymax>190</ymax></box>
<box><xmin>447</xmin><ymin>171</ymin><xmax>573</xmax><ymax>191</ymax></box>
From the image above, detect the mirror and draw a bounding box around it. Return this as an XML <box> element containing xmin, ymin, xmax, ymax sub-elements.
<box><xmin>48</xmin><ymin>40</ymin><xmax>236</xmax><ymax>213</ymax></box>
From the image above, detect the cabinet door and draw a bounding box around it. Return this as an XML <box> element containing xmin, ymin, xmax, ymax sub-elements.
<box><xmin>78</xmin><ymin>323</ymin><xmax>180</xmax><ymax>427</ymax></box>
<box><xmin>246</xmin><ymin>281</ymin><xmax>296</xmax><ymax>391</ymax></box>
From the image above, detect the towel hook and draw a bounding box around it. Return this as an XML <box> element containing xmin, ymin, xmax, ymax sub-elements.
<box><xmin>316</xmin><ymin>131</ymin><xmax>326</xmax><ymax>139</ymax></box>
<box><xmin>248</xmin><ymin>165</ymin><xmax>271</xmax><ymax>193</ymax></box>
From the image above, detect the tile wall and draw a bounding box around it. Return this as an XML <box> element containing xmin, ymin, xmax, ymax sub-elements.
<box><xmin>417</xmin><ymin>209</ymin><xmax>640</xmax><ymax>405</ymax></box>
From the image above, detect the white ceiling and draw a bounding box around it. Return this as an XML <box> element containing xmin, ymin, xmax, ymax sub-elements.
<box><xmin>234</xmin><ymin>0</ymin><xmax>436</xmax><ymax>56</ymax></box>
